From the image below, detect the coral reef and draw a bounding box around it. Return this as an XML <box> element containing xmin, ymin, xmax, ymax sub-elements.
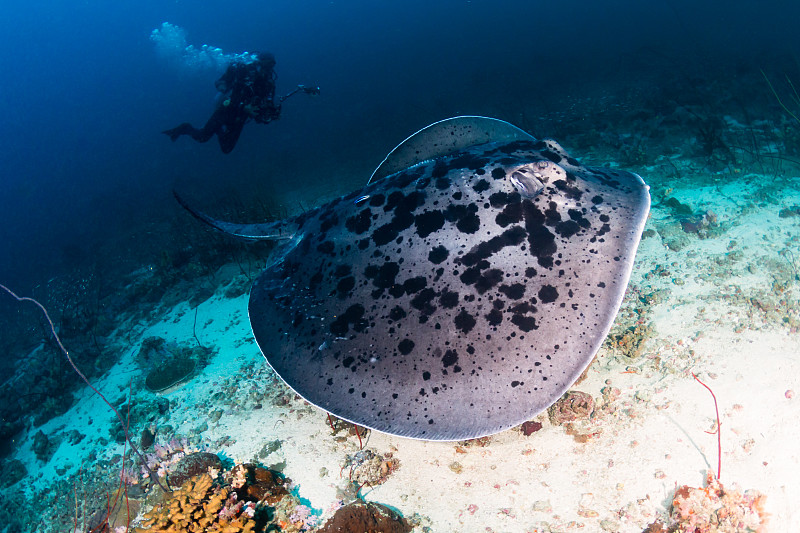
<box><xmin>643</xmin><ymin>471</ymin><xmax>767</xmax><ymax>533</ymax></box>
<box><xmin>135</xmin><ymin>463</ymin><xmax>298</xmax><ymax>533</ymax></box>
<box><xmin>342</xmin><ymin>448</ymin><xmax>400</xmax><ymax>488</ymax></box>
<box><xmin>135</xmin><ymin>472</ymin><xmax>256</xmax><ymax>532</ymax></box>
<box><xmin>169</xmin><ymin>451</ymin><xmax>224</xmax><ymax>488</ymax></box>
<box><xmin>547</xmin><ymin>390</ymin><xmax>595</xmax><ymax>425</ymax></box>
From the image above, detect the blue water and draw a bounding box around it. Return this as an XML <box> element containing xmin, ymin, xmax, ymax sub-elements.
<box><xmin>0</xmin><ymin>0</ymin><xmax>797</xmax><ymax>291</ymax></box>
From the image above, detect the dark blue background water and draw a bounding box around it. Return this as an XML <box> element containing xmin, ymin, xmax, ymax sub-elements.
<box><xmin>0</xmin><ymin>0</ymin><xmax>798</xmax><ymax>292</ymax></box>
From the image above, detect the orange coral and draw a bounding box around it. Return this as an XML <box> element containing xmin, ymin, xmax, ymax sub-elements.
<box><xmin>133</xmin><ymin>473</ymin><xmax>257</xmax><ymax>533</ymax></box>
<box><xmin>666</xmin><ymin>471</ymin><xmax>767</xmax><ymax>533</ymax></box>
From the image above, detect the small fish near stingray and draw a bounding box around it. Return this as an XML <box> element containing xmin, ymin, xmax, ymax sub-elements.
<box><xmin>175</xmin><ymin>116</ymin><xmax>650</xmax><ymax>441</ymax></box>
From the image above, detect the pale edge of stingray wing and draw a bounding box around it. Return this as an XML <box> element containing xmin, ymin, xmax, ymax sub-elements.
<box><xmin>368</xmin><ymin>116</ymin><xmax>536</xmax><ymax>184</ymax></box>
<box><xmin>173</xmin><ymin>190</ymin><xmax>298</xmax><ymax>240</ymax></box>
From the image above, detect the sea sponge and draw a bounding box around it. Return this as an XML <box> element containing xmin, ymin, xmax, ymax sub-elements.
<box><xmin>317</xmin><ymin>500</ymin><xmax>412</xmax><ymax>533</ymax></box>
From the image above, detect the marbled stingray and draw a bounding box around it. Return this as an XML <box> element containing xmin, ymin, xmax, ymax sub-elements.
<box><xmin>177</xmin><ymin>116</ymin><xmax>650</xmax><ymax>440</ymax></box>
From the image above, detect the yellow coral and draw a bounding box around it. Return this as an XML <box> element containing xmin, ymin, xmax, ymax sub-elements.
<box><xmin>133</xmin><ymin>474</ymin><xmax>258</xmax><ymax>533</ymax></box>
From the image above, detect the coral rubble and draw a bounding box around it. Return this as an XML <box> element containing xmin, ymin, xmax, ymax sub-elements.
<box><xmin>644</xmin><ymin>471</ymin><xmax>767</xmax><ymax>533</ymax></box>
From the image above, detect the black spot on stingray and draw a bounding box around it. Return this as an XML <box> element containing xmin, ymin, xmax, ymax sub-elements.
<box><xmin>544</xmin><ymin>202</ymin><xmax>561</xmax><ymax>225</ymax></box>
<box><xmin>539</xmin><ymin>149</ymin><xmax>562</xmax><ymax>164</ymax></box>
<box><xmin>439</xmin><ymin>289</ymin><xmax>459</xmax><ymax>308</ymax></box>
<box><xmin>365</xmin><ymin>262</ymin><xmax>399</xmax><ymax>290</ymax></box>
<box><xmin>599</xmin><ymin>214</ymin><xmax>610</xmax><ymax>223</ymax></box>
<box><xmin>442</xmin><ymin>349</ymin><xmax>458</xmax><ymax>367</ymax></box>
<box><xmin>415</xmin><ymin>210</ymin><xmax>445</xmax><ymax>238</ymax></box>
<box><xmin>452</xmin><ymin>191</ymin><xmax>462</xmax><ymax>200</ymax></box>
<box><xmin>591</xmin><ymin>195</ymin><xmax>603</xmax><ymax>205</ymax></box>
<box><xmin>384</xmin><ymin>191</ymin><xmax>404</xmax><ymax>212</ymax></box>
<box><xmin>428</xmin><ymin>245</ymin><xmax>449</xmax><ymax>264</ymax></box>
<box><xmin>365</xmin><ymin>194</ymin><xmax>384</xmax><ymax>207</ymax></box>
<box><xmin>525</xmin><ymin>267</ymin><xmax>537</xmax><ymax>278</ymax></box>
<box><xmin>345</xmin><ymin>208</ymin><xmax>372</xmax><ymax>234</ymax></box>
<box><xmin>422</xmin><ymin>371</ymin><xmax>431</xmax><ymax>380</ymax></box>
<box><xmin>435</xmin><ymin>177</ymin><xmax>450</xmax><ymax>190</ymax></box>
<box><xmin>538</xmin><ymin>285</ymin><xmax>559</xmax><ymax>303</ymax></box>
<box><xmin>432</xmin><ymin>160</ymin><xmax>449</xmax><ymax>178</ymax></box>
<box><xmin>388</xmin><ymin>284</ymin><xmax>405</xmax><ymax>298</ymax></box>
<box><xmin>334</xmin><ymin>265</ymin><xmax>351</xmax><ymax>277</ymax></box>
<box><xmin>555</xmin><ymin>220</ymin><xmax>581</xmax><ymax>238</ymax></box>
<box><xmin>329</xmin><ymin>303</ymin><xmax>367</xmax><ymax>336</ymax></box>
<box><xmin>496</xmin><ymin>202</ymin><xmax>523</xmax><ymax>227</ymax></box>
<box><xmin>476</xmin><ymin>167</ymin><xmax>486</xmax><ymax>175</ymax></box>
<box><xmin>411</xmin><ymin>288</ymin><xmax>437</xmax><ymax>315</ymax></box>
<box><xmin>511</xmin><ymin>314</ymin><xmax>538</xmax><ymax>332</ymax></box>
<box><xmin>510</xmin><ymin>301</ymin><xmax>535</xmax><ymax>314</ymax></box>
<box><xmin>522</xmin><ymin>201</ymin><xmax>557</xmax><ymax>265</ymax></box>
<box><xmin>486</xmin><ymin>308</ymin><xmax>503</xmax><ymax>326</ymax></box>
<box><xmin>597</xmin><ymin>281</ymin><xmax>606</xmax><ymax>288</ymax></box>
<box><xmin>336</xmin><ymin>276</ymin><xmax>355</xmax><ymax>296</ymax></box>
<box><xmin>396</xmin><ymin>190</ymin><xmax>426</xmax><ymax>214</ymax></box>
<box><xmin>320</xmin><ymin>213</ymin><xmax>339</xmax><ymax>233</ymax></box>
<box><xmin>292</xmin><ymin>312</ymin><xmax>303</xmax><ymax>327</ymax></box>
<box><xmin>454</xmin><ymin>309</ymin><xmax>477</xmax><ymax>333</ymax></box>
<box><xmin>316</xmin><ymin>241</ymin><xmax>335</xmax><ymax>255</ymax></box>
<box><xmin>460</xmin><ymin>226</ymin><xmax>526</xmax><ymax>267</ymax></box>
<box><xmin>491</xmin><ymin>167</ymin><xmax>506</xmax><ymax>180</ymax></box>
<box><xmin>403</xmin><ymin>276</ymin><xmax>427</xmax><ymax>294</ymax></box>
<box><xmin>343</xmin><ymin>356</ymin><xmax>354</xmax><ymax>368</ymax></box>
<box><xmin>475</xmin><ymin>268</ymin><xmax>503</xmax><ymax>294</ymax></box>
<box><xmin>398</xmin><ymin>339</ymin><xmax>415</xmax><ymax>355</ymax></box>
<box><xmin>489</xmin><ymin>191</ymin><xmax>521</xmax><ymax>208</ymax></box>
<box><xmin>511</xmin><ymin>380</ymin><xmax>521</xmax><ymax>387</ymax></box>
<box><xmin>459</xmin><ymin>266</ymin><xmax>481</xmax><ymax>285</ymax></box>
<box><xmin>499</xmin><ymin>283</ymin><xmax>526</xmax><ymax>300</ymax></box>
<box><xmin>389</xmin><ymin>306</ymin><xmax>407</xmax><ymax>321</ymax></box>
<box><xmin>372</xmin><ymin>223</ymin><xmax>399</xmax><ymax>246</ymax></box>
<box><xmin>554</xmin><ymin>178</ymin><xmax>583</xmax><ymax>200</ymax></box>
<box><xmin>498</xmin><ymin>140</ymin><xmax>535</xmax><ymax>153</ymax></box>
<box><xmin>457</xmin><ymin>210</ymin><xmax>480</xmax><ymax>234</ymax></box>
<box><xmin>568</xmin><ymin>209</ymin><xmax>591</xmax><ymax>228</ymax></box>
<box><xmin>391</xmin><ymin>167</ymin><xmax>426</xmax><ymax>189</ymax></box>
<box><xmin>473</xmin><ymin>179</ymin><xmax>490</xmax><ymax>193</ymax></box>
<box><xmin>358</xmin><ymin>238</ymin><xmax>370</xmax><ymax>250</ymax></box>
<box><xmin>446</xmin><ymin>152</ymin><xmax>490</xmax><ymax>172</ymax></box>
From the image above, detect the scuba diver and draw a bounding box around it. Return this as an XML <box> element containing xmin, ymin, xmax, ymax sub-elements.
<box><xmin>163</xmin><ymin>52</ymin><xmax>319</xmax><ymax>154</ymax></box>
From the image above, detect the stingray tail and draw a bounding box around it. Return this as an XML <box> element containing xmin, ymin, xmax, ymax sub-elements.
<box><xmin>173</xmin><ymin>190</ymin><xmax>298</xmax><ymax>241</ymax></box>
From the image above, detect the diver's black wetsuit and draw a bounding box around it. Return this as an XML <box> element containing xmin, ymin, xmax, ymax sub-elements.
<box><xmin>163</xmin><ymin>52</ymin><xmax>281</xmax><ymax>154</ymax></box>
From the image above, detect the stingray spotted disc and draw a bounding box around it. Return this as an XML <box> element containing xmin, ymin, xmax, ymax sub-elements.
<box><xmin>176</xmin><ymin>116</ymin><xmax>650</xmax><ymax>440</ymax></box>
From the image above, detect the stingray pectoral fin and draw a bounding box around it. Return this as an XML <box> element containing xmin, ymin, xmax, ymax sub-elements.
<box><xmin>173</xmin><ymin>190</ymin><xmax>297</xmax><ymax>240</ymax></box>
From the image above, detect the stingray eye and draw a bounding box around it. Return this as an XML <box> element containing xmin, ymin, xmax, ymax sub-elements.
<box><xmin>510</xmin><ymin>170</ymin><xmax>544</xmax><ymax>199</ymax></box>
